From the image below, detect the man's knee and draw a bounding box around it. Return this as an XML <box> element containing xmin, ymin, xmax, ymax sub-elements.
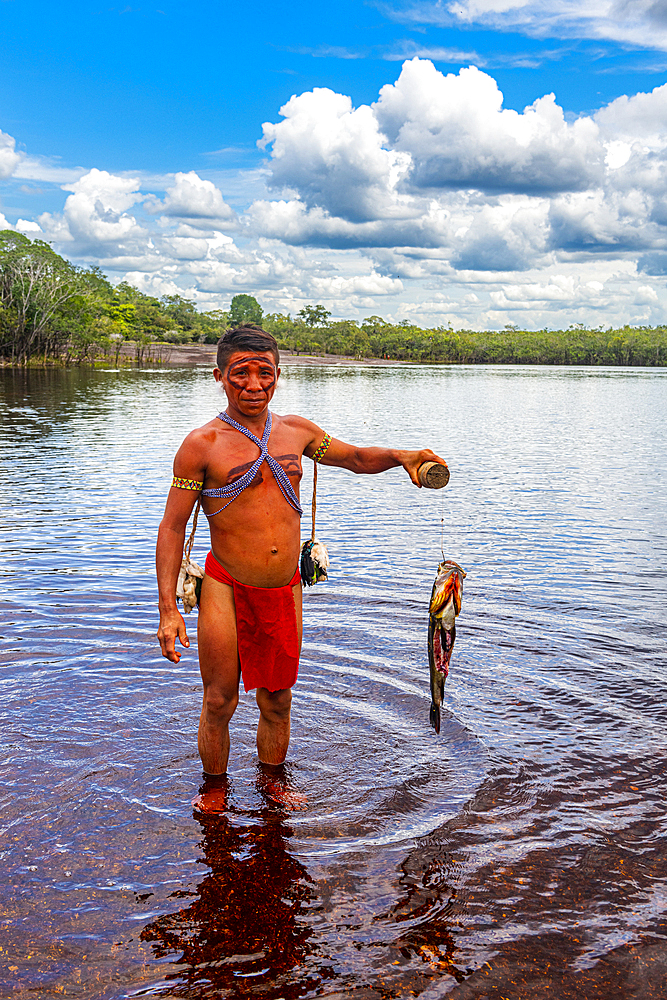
<box><xmin>203</xmin><ymin>685</ymin><xmax>239</xmax><ymax>723</ymax></box>
<box><xmin>256</xmin><ymin>687</ymin><xmax>292</xmax><ymax>722</ymax></box>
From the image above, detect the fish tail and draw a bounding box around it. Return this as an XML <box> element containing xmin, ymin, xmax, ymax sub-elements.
<box><xmin>430</xmin><ymin>702</ymin><xmax>441</xmax><ymax>734</ymax></box>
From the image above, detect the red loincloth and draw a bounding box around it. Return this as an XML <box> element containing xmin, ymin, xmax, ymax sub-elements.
<box><xmin>204</xmin><ymin>552</ymin><xmax>300</xmax><ymax>693</ymax></box>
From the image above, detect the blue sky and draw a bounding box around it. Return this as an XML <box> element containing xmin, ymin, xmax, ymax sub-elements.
<box><xmin>3</xmin><ymin>0</ymin><xmax>667</xmax><ymax>328</ymax></box>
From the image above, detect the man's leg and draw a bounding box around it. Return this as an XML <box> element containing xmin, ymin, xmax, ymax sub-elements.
<box><xmin>196</xmin><ymin>574</ymin><xmax>241</xmax><ymax>775</ymax></box>
<box><xmin>255</xmin><ymin>687</ymin><xmax>292</xmax><ymax>764</ymax></box>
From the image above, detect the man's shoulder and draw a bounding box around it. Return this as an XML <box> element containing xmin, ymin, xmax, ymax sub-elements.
<box><xmin>275</xmin><ymin>411</ymin><xmax>316</xmax><ymax>430</ymax></box>
<box><xmin>180</xmin><ymin>417</ymin><xmax>223</xmax><ymax>454</ymax></box>
<box><xmin>273</xmin><ymin>411</ymin><xmax>322</xmax><ymax>443</ymax></box>
<box><xmin>173</xmin><ymin>417</ymin><xmax>223</xmax><ymax>479</ymax></box>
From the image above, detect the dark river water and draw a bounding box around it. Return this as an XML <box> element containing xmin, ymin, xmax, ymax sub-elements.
<box><xmin>1</xmin><ymin>362</ymin><xmax>666</xmax><ymax>999</ymax></box>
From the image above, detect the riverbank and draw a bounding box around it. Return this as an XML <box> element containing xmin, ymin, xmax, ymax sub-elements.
<box><xmin>124</xmin><ymin>341</ymin><xmax>410</xmax><ymax>367</ymax></box>
<box><xmin>5</xmin><ymin>326</ymin><xmax>666</xmax><ymax>368</ymax></box>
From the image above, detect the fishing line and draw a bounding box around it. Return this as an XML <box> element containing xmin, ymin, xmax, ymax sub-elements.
<box><xmin>440</xmin><ymin>489</ymin><xmax>445</xmax><ymax>561</ymax></box>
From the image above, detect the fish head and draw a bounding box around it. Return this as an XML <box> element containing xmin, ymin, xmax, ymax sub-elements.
<box><xmin>429</xmin><ymin>560</ymin><xmax>466</xmax><ymax>617</ymax></box>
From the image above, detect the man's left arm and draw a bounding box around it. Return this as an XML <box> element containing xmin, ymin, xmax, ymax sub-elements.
<box><xmin>298</xmin><ymin>419</ymin><xmax>447</xmax><ymax>487</ymax></box>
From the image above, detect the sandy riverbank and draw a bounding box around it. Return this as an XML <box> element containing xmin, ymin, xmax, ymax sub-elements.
<box><xmin>137</xmin><ymin>341</ymin><xmax>409</xmax><ymax>367</ymax></box>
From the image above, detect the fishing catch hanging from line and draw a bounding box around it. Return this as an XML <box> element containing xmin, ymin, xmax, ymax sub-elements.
<box><xmin>428</xmin><ymin>560</ymin><xmax>466</xmax><ymax>735</ymax></box>
<box><xmin>419</xmin><ymin>460</ymin><xmax>466</xmax><ymax>735</ymax></box>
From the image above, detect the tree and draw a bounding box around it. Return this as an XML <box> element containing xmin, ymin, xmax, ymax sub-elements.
<box><xmin>198</xmin><ymin>309</ymin><xmax>230</xmax><ymax>344</ymax></box>
<box><xmin>229</xmin><ymin>294</ymin><xmax>263</xmax><ymax>326</ymax></box>
<box><xmin>297</xmin><ymin>304</ymin><xmax>331</xmax><ymax>328</ymax></box>
<box><xmin>0</xmin><ymin>230</ymin><xmax>84</xmax><ymax>364</ymax></box>
<box><xmin>81</xmin><ymin>265</ymin><xmax>114</xmax><ymax>300</ymax></box>
<box><xmin>107</xmin><ymin>302</ymin><xmax>138</xmax><ymax>337</ymax></box>
<box><xmin>161</xmin><ymin>293</ymin><xmax>199</xmax><ymax>330</ymax></box>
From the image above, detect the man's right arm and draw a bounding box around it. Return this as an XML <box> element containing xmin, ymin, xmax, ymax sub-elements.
<box><xmin>156</xmin><ymin>432</ymin><xmax>208</xmax><ymax>663</ymax></box>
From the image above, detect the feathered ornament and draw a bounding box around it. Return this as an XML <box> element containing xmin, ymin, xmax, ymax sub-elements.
<box><xmin>300</xmin><ymin>461</ymin><xmax>330</xmax><ymax>587</ymax></box>
<box><xmin>176</xmin><ymin>498</ymin><xmax>205</xmax><ymax>613</ymax></box>
<box><xmin>300</xmin><ymin>538</ymin><xmax>329</xmax><ymax>587</ymax></box>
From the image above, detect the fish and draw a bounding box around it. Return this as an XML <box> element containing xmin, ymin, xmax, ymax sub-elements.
<box><xmin>428</xmin><ymin>560</ymin><xmax>466</xmax><ymax>734</ymax></box>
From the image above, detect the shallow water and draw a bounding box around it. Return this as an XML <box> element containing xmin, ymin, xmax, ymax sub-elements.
<box><xmin>1</xmin><ymin>362</ymin><xmax>666</xmax><ymax>999</ymax></box>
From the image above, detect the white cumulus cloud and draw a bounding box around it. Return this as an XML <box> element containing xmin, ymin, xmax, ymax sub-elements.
<box><xmin>8</xmin><ymin>60</ymin><xmax>667</xmax><ymax>328</ymax></box>
<box><xmin>16</xmin><ymin>219</ymin><xmax>43</xmax><ymax>233</ymax></box>
<box><xmin>39</xmin><ymin>168</ymin><xmax>144</xmax><ymax>246</ymax></box>
<box><xmin>374</xmin><ymin>60</ymin><xmax>604</xmax><ymax>194</ymax></box>
<box><xmin>0</xmin><ymin>129</ymin><xmax>21</xmax><ymax>180</ymax></box>
<box><xmin>249</xmin><ymin>59</ymin><xmax>667</xmax><ymax>283</ymax></box>
<box><xmin>595</xmin><ymin>80</ymin><xmax>667</xmax><ymax>146</ymax></box>
<box><xmin>259</xmin><ymin>87</ymin><xmax>413</xmax><ymax>222</ymax></box>
<box><xmin>145</xmin><ymin>170</ymin><xmax>236</xmax><ymax>226</ymax></box>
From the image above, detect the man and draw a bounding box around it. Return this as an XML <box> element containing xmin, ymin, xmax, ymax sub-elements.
<box><xmin>156</xmin><ymin>325</ymin><xmax>446</xmax><ymax>807</ymax></box>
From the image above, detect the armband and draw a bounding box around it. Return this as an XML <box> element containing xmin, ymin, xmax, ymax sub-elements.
<box><xmin>312</xmin><ymin>432</ymin><xmax>332</xmax><ymax>463</ymax></box>
<box><xmin>171</xmin><ymin>476</ymin><xmax>204</xmax><ymax>491</ymax></box>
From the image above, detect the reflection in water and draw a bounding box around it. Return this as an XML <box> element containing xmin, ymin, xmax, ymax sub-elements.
<box><xmin>380</xmin><ymin>834</ymin><xmax>463</xmax><ymax>984</ymax></box>
<box><xmin>140</xmin><ymin>775</ymin><xmax>328</xmax><ymax>998</ymax></box>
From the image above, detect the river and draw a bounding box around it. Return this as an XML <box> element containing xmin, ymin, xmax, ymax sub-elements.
<box><xmin>1</xmin><ymin>362</ymin><xmax>666</xmax><ymax>999</ymax></box>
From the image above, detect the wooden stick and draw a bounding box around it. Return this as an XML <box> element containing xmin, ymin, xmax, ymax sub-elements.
<box><xmin>417</xmin><ymin>462</ymin><xmax>450</xmax><ymax>489</ymax></box>
<box><xmin>311</xmin><ymin>462</ymin><xmax>317</xmax><ymax>542</ymax></box>
<box><xmin>184</xmin><ymin>497</ymin><xmax>201</xmax><ymax>561</ymax></box>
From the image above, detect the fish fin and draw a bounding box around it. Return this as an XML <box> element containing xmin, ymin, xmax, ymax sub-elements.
<box><xmin>430</xmin><ymin>702</ymin><xmax>441</xmax><ymax>734</ymax></box>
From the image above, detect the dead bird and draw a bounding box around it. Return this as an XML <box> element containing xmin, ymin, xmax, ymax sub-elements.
<box><xmin>177</xmin><ymin>555</ymin><xmax>205</xmax><ymax>614</ymax></box>
<box><xmin>428</xmin><ymin>560</ymin><xmax>466</xmax><ymax>734</ymax></box>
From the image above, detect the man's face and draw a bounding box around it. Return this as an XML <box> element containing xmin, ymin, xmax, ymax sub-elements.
<box><xmin>214</xmin><ymin>350</ymin><xmax>279</xmax><ymax>416</ymax></box>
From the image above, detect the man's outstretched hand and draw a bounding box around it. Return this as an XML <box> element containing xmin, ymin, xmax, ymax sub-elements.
<box><xmin>401</xmin><ymin>448</ymin><xmax>448</xmax><ymax>487</ymax></box>
<box><xmin>157</xmin><ymin>609</ymin><xmax>190</xmax><ymax>662</ymax></box>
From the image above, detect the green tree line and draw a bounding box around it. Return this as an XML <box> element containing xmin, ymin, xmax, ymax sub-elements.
<box><xmin>0</xmin><ymin>231</ymin><xmax>232</xmax><ymax>365</ymax></box>
<box><xmin>1</xmin><ymin>230</ymin><xmax>666</xmax><ymax>366</ymax></box>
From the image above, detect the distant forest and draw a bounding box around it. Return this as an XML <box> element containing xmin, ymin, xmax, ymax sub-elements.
<box><xmin>1</xmin><ymin>230</ymin><xmax>665</xmax><ymax>367</ymax></box>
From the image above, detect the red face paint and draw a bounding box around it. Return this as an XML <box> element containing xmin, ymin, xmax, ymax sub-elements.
<box><xmin>225</xmin><ymin>355</ymin><xmax>278</xmax><ymax>393</ymax></box>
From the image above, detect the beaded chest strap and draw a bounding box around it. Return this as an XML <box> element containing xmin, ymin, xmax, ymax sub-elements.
<box><xmin>201</xmin><ymin>411</ymin><xmax>303</xmax><ymax>518</ymax></box>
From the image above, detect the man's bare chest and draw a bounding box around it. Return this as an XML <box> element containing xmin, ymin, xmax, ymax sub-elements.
<box><xmin>224</xmin><ymin>452</ymin><xmax>302</xmax><ymax>489</ymax></box>
<box><xmin>207</xmin><ymin>428</ymin><xmax>303</xmax><ymax>490</ymax></box>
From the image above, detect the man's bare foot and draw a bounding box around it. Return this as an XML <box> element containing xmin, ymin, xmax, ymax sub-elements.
<box><xmin>257</xmin><ymin>763</ymin><xmax>307</xmax><ymax>811</ymax></box>
<box><xmin>192</xmin><ymin>773</ymin><xmax>229</xmax><ymax>814</ymax></box>
<box><xmin>263</xmin><ymin>782</ymin><xmax>308</xmax><ymax>810</ymax></box>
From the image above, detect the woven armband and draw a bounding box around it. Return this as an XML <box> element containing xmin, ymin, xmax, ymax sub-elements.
<box><xmin>172</xmin><ymin>476</ymin><xmax>204</xmax><ymax>491</ymax></box>
<box><xmin>312</xmin><ymin>432</ymin><xmax>332</xmax><ymax>463</ymax></box>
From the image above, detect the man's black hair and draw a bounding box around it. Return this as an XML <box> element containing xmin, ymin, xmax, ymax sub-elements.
<box><xmin>216</xmin><ymin>325</ymin><xmax>280</xmax><ymax>372</ymax></box>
